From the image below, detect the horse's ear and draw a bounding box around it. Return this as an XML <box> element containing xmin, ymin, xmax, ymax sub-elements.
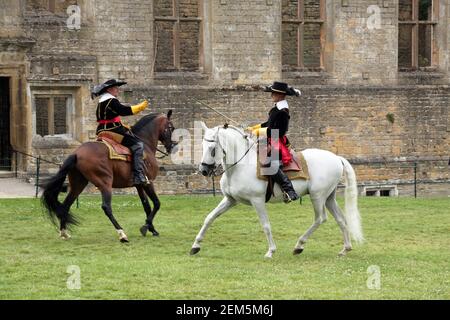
<box><xmin>199</xmin><ymin>121</ymin><xmax>208</xmax><ymax>131</ymax></box>
<box><xmin>167</xmin><ymin>110</ymin><xmax>173</xmax><ymax>120</ymax></box>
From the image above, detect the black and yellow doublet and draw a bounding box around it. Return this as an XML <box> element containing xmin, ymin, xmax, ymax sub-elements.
<box><xmin>261</xmin><ymin>105</ymin><xmax>290</xmax><ymax>139</ymax></box>
<box><xmin>96</xmin><ymin>97</ymin><xmax>133</xmax><ymax>135</ymax></box>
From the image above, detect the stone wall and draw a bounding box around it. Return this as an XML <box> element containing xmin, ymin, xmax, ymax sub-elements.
<box><xmin>94</xmin><ymin>0</ymin><xmax>153</xmax><ymax>84</ymax></box>
<box><xmin>332</xmin><ymin>0</ymin><xmax>398</xmax><ymax>85</ymax></box>
<box><xmin>211</xmin><ymin>0</ymin><xmax>281</xmax><ymax>84</ymax></box>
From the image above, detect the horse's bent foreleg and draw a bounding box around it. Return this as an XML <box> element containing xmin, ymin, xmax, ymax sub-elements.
<box><xmin>325</xmin><ymin>191</ymin><xmax>352</xmax><ymax>256</ymax></box>
<box><xmin>190</xmin><ymin>196</ymin><xmax>236</xmax><ymax>255</ymax></box>
<box><xmin>100</xmin><ymin>190</ymin><xmax>128</xmax><ymax>242</ymax></box>
<box><xmin>293</xmin><ymin>197</ymin><xmax>326</xmax><ymax>255</ymax></box>
<box><xmin>143</xmin><ymin>183</ymin><xmax>160</xmax><ymax>236</ymax></box>
<box><xmin>251</xmin><ymin>198</ymin><xmax>276</xmax><ymax>259</ymax></box>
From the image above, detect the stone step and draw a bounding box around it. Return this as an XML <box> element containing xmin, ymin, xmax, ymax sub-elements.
<box><xmin>0</xmin><ymin>171</ymin><xmax>15</xmax><ymax>179</ymax></box>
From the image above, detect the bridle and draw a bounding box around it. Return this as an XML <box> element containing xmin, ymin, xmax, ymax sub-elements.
<box><xmin>201</xmin><ymin>126</ymin><xmax>255</xmax><ymax>176</ymax></box>
<box><xmin>158</xmin><ymin>119</ymin><xmax>176</xmax><ymax>158</ymax></box>
<box><xmin>132</xmin><ymin>117</ymin><xmax>176</xmax><ymax>159</ymax></box>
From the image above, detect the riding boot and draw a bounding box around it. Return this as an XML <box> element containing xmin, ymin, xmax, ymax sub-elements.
<box><xmin>272</xmin><ymin>168</ymin><xmax>299</xmax><ymax>203</ymax></box>
<box><xmin>130</xmin><ymin>142</ymin><xmax>148</xmax><ymax>186</ymax></box>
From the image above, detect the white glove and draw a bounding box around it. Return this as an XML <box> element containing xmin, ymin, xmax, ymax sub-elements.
<box><xmin>294</xmin><ymin>88</ymin><xmax>302</xmax><ymax>97</ymax></box>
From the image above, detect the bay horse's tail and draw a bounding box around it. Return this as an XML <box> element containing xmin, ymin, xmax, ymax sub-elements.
<box><xmin>339</xmin><ymin>157</ymin><xmax>364</xmax><ymax>244</ymax></box>
<box><xmin>41</xmin><ymin>154</ymin><xmax>79</xmax><ymax>227</ymax></box>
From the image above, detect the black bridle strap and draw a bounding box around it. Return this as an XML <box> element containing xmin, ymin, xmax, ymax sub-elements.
<box><xmin>130</xmin><ymin>120</ymin><xmax>173</xmax><ymax>159</ymax></box>
<box><xmin>204</xmin><ymin>126</ymin><xmax>254</xmax><ymax>176</ymax></box>
<box><xmin>156</xmin><ymin>147</ymin><xmax>169</xmax><ymax>159</ymax></box>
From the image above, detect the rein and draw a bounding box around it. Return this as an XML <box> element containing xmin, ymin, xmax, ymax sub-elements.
<box><xmin>130</xmin><ymin>116</ymin><xmax>172</xmax><ymax>159</ymax></box>
<box><xmin>156</xmin><ymin>148</ymin><xmax>169</xmax><ymax>159</ymax></box>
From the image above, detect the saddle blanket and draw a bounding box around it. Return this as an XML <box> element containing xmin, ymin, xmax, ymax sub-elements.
<box><xmin>96</xmin><ymin>132</ymin><xmax>145</xmax><ymax>162</ymax></box>
<box><xmin>256</xmin><ymin>143</ymin><xmax>309</xmax><ymax>181</ymax></box>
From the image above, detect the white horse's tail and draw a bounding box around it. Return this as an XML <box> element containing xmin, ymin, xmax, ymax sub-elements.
<box><xmin>339</xmin><ymin>157</ymin><xmax>364</xmax><ymax>244</ymax></box>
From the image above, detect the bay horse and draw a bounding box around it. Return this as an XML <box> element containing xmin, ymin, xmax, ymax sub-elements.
<box><xmin>191</xmin><ymin>123</ymin><xmax>364</xmax><ymax>258</ymax></box>
<box><xmin>42</xmin><ymin>111</ymin><xmax>176</xmax><ymax>242</ymax></box>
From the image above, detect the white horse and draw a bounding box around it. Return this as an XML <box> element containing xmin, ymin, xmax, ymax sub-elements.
<box><xmin>191</xmin><ymin>123</ymin><xmax>364</xmax><ymax>258</ymax></box>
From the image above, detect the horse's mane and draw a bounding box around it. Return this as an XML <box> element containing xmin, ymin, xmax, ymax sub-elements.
<box><xmin>219</xmin><ymin>124</ymin><xmax>253</xmax><ymax>142</ymax></box>
<box><xmin>131</xmin><ymin>113</ymin><xmax>162</xmax><ymax>133</ymax></box>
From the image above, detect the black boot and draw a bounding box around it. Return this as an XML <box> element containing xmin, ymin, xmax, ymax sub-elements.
<box><xmin>130</xmin><ymin>142</ymin><xmax>148</xmax><ymax>186</ymax></box>
<box><xmin>272</xmin><ymin>168</ymin><xmax>299</xmax><ymax>203</ymax></box>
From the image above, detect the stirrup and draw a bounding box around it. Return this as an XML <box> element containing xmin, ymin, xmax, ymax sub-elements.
<box><xmin>134</xmin><ymin>175</ymin><xmax>150</xmax><ymax>186</ymax></box>
<box><xmin>282</xmin><ymin>192</ymin><xmax>292</xmax><ymax>204</ymax></box>
<box><xmin>283</xmin><ymin>191</ymin><xmax>299</xmax><ymax>204</ymax></box>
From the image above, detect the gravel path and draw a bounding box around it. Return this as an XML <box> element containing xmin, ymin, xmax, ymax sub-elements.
<box><xmin>0</xmin><ymin>178</ymin><xmax>41</xmax><ymax>199</ymax></box>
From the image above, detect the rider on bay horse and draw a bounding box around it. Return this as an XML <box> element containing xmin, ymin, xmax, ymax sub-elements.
<box><xmin>247</xmin><ymin>81</ymin><xmax>302</xmax><ymax>203</ymax></box>
<box><xmin>92</xmin><ymin>79</ymin><xmax>149</xmax><ymax>186</ymax></box>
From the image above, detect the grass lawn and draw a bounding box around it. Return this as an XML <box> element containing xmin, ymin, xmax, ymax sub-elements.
<box><xmin>0</xmin><ymin>195</ymin><xmax>448</xmax><ymax>300</ymax></box>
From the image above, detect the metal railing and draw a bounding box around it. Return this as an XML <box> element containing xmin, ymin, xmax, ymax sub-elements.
<box><xmin>1</xmin><ymin>150</ymin><xmax>75</xmax><ymax>205</ymax></box>
<box><xmin>1</xmin><ymin>152</ymin><xmax>449</xmax><ymax>198</ymax></box>
<box><xmin>12</xmin><ymin>149</ymin><xmax>63</xmax><ymax>198</ymax></box>
<box><xmin>206</xmin><ymin>157</ymin><xmax>450</xmax><ymax>198</ymax></box>
<box><xmin>347</xmin><ymin>157</ymin><xmax>450</xmax><ymax>198</ymax></box>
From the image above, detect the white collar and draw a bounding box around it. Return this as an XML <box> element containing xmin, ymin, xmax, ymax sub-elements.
<box><xmin>276</xmin><ymin>100</ymin><xmax>289</xmax><ymax>110</ymax></box>
<box><xmin>99</xmin><ymin>93</ymin><xmax>117</xmax><ymax>103</ymax></box>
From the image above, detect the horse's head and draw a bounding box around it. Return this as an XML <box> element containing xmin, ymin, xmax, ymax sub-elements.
<box><xmin>199</xmin><ymin>122</ymin><xmax>222</xmax><ymax>177</ymax></box>
<box><xmin>132</xmin><ymin>110</ymin><xmax>178</xmax><ymax>154</ymax></box>
<box><xmin>158</xmin><ymin>110</ymin><xmax>178</xmax><ymax>154</ymax></box>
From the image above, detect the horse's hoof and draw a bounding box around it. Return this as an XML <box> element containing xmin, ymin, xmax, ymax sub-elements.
<box><xmin>152</xmin><ymin>230</ymin><xmax>160</xmax><ymax>237</ymax></box>
<box><xmin>190</xmin><ymin>247</ymin><xmax>201</xmax><ymax>255</ymax></box>
<box><xmin>140</xmin><ymin>225</ymin><xmax>148</xmax><ymax>237</ymax></box>
<box><xmin>338</xmin><ymin>248</ymin><xmax>352</xmax><ymax>257</ymax></box>
<box><xmin>60</xmin><ymin>230</ymin><xmax>71</xmax><ymax>240</ymax></box>
<box><xmin>120</xmin><ymin>238</ymin><xmax>129</xmax><ymax>243</ymax></box>
<box><xmin>338</xmin><ymin>250</ymin><xmax>350</xmax><ymax>257</ymax></box>
<box><xmin>293</xmin><ymin>248</ymin><xmax>304</xmax><ymax>255</ymax></box>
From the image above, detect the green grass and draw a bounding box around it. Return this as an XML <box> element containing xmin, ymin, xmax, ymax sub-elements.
<box><xmin>0</xmin><ymin>195</ymin><xmax>449</xmax><ymax>300</ymax></box>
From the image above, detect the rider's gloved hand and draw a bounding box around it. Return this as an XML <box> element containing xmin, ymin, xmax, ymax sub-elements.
<box><xmin>254</xmin><ymin>127</ymin><xmax>267</xmax><ymax>137</ymax></box>
<box><xmin>246</xmin><ymin>124</ymin><xmax>262</xmax><ymax>135</ymax></box>
<box><xmin>131</xmin><ymin>100</ymin><xmax>149</xmax><ymax>115</ymax></box>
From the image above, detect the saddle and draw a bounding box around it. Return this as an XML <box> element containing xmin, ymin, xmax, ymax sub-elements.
<box><xmin>256</xmin><ymin>141</ymin><xmax>309</xmax><ymax>202</ymax></box>
<box><xmin>96</xmin><ymin>132</ymin><xmax>132</xmax><ymax>162</ymax></box>
<box><xmin>256</xmin><ymin>143</ymin><xmax>309</xmax><ymax>181</ymax></box>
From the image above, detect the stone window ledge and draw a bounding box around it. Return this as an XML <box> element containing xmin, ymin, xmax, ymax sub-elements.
<box><xmin>398</xmin><ymin>67</ymin><xmax>444</xmax><ymax>75</ymax></box>
<box><xmin>398</xmin><ymin>69</ymin><xmax>448</xmax><ymax>84</ymax></box>
<box><xmin>282</xmin><ymin>69</ymin><xmax>330</xmax><ymax>85</ymax></box>
<box><xmin>153</xmin><ymin>72</ymin><xmax>208</xmax><ymax>80</ymax></box>
<box><xmin>32</xmin><ymin>135</ymin><xmax>81</xmax><ymax>149</ymax></box>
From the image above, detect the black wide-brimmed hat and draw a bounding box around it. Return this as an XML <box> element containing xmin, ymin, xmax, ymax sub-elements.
<box><xmin>264</xmin><ymin>81</ymin><xmax>299</xmax><ymax>96</ymax></box>
<box><xmin>91</xmin><ymin>79</ymin><xmax>127</xmax><ymax>98</ymax></box>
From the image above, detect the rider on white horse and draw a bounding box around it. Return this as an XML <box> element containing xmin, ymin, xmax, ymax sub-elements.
<box><xmin>247</xmin><ymin>81</ymin><xmax>302</xmax><ymax>203</ymax></box>
<box><xmin>195</xmin><ymin>122</ymin><xmax>363</xmax><ymax>258</ymax></box>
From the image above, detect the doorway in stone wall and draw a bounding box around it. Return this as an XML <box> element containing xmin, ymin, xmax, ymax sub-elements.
<box><xmin>0</xmin><ymin>77</ymin><xmax>12</xmax><ymax>171</ymax></box>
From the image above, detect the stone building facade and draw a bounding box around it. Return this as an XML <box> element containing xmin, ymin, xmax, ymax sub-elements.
<box><xmin>0</xmin><ymin>0</ymin><xmax>448</xmax><ymax>197</ymax></box>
